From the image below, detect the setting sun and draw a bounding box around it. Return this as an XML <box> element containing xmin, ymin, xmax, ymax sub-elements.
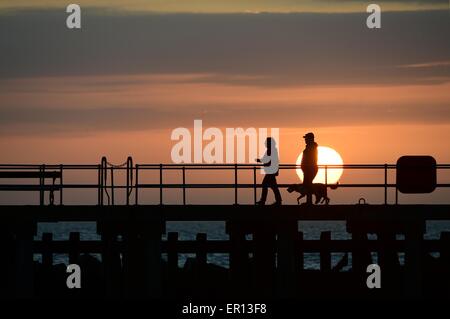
<box><xmin>296</xmin><ymin>146</ymin><xmax>344</xmax><ymax>184</ymax></box>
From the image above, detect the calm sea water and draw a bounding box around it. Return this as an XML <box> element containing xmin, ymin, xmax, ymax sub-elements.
<box><xmin>36</xmin><ymin>220</ymin><xmax>450</xmax><ymax>270</ymax></box>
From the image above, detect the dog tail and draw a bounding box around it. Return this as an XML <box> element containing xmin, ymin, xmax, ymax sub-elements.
<box><xmin>330</xmin><ymin>182</ymin><xmax>339</xmax><ymax>190</ymax></box>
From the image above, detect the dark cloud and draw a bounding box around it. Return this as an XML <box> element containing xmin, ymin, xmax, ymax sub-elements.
<box><xmin>0</xmin><ymin>8</ymin><xmax>448</xmax><ymax>135</ymax></box>
<box><xmin>1</xmin><ymin>102</ymin><xmax>449</xmax><ymax>136</ymax></box>
<box><xmin>0</xmin><ymin>9</ymin><xmax>448</xmax><ymax>86</ymax></box>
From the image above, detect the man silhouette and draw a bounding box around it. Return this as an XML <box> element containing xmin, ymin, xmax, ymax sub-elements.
<box><xmin>301</xmin><ymin>132</ymin><xmax>318</xmax><ymax>204</ymax></box>
<box><xmin>256</xmin><ymin>137</ymin><xmax>282</xmax><ymax>206</ymax></box>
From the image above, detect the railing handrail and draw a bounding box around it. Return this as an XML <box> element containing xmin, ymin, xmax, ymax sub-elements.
<box><xmin>1</xmin><ymin>161</ymin><xmax>449</xmax><ymax>206</ymax></box>
<box><xmin>1</xmin><ymin>163</ymin><xmax>449</xmax><ymax>170</ymax></box>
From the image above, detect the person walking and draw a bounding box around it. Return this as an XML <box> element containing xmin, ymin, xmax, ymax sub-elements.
<box><xmin>256</xmin><ymin>137</ymin><xmax>282</xmax><ymax>206</ymax></box>
<box><xmin>301</xmin><ymin>132</ymin><xmax>318</xmax><ymax>204</ymax></box>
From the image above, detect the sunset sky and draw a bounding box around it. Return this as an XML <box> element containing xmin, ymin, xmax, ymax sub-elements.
<box><xmin>0</xmin><ymin>1</ymin><xmax>449</xmax><ymax>174</ymax></box>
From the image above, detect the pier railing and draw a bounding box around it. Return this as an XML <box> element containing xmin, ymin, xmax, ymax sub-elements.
<box><xmin>0</xmin><ymin>157</ymin><xmax>449</xmax><ymax>205</ymax></box>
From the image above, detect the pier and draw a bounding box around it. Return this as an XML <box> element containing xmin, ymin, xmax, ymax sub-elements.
<box><xmin>0</xmin><ymin>158</ymin><xmax>449</xmax><ymax>299</ymax></box>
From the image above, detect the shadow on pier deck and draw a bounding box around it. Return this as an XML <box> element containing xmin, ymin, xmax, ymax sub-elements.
<box><xmin>0</xmin><ymin>204</ymin><xmax>449</xmax><ymax>300</ymax></box>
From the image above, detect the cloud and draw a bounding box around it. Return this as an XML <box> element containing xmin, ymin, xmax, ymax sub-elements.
<box><xmin>398</xmin><ymin>61</ymin><xmax>450</xmax><ymax>68</ymax></box>
<box><xmin>0</xmin><ymin>9</ymin><xmax>448</xmax><ymax>136</ymax></box>
<box><xmin>0</xmin><ymin>1</ymin><xmax>447</xmax><ymax>13</ymax></box>
<box><xmin>0</xmin><ymin>9</ymin><xmax>449</xmax><ymax>86</ymax></box>
<box><xmin>1</xmin><ymin>81</ymin><xmax>450</xmax><ymax>135</ymax></box>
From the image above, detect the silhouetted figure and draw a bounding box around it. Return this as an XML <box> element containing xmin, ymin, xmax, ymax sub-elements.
<box><xmin>301</xmin><ymin>132</ymin><xmax>318</xmax><ymax>204</ymax></box>
<box><xmin>256</xmin><ymin>137</ymin><xmax>282</xmax><ymax>206</ymax></box>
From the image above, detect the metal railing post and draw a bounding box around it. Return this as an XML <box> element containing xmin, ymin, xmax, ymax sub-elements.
<box><xmin>126</xmin><ymin>156</ymin><xmax>133</xmax><ymax>206</ymax></box>
<box><xmin>110</xmin><ymin>166</ymin><xmax>115</xmax><ymax>206</ymax></box>
<box><xmin>39</xmin><ymin>164</ymin><xmax>45</xmax><ymax>206</ymax></box>
<box><xmin>159</xmin><ymin>164</ymin><xmax>163</xmax><ymax>205</ymax></box>
<box><xmin>234</xmin><ymin>164</ymin><xmax>238</xmax><ymax>205</ymax></box>
<box><xmin>135</xmin><ymin>164</ymin><xmax>139</xmax><ymax>205</ymax></box>
<box><xmin>126</xmin><ymin>167</ymin><xmax>130</xmax><ymax>206</ymax></box>
<box><xmin>126</xmin><ymin>160</ymin><xmax>130</xmax><ymax>206</ymax></box>
<box><xmin>182</xmin><ymin>166</ymin><xmax>186</xmax><ymax>205</ymax></box>
<box><xmin>253</xmin><ymin>166</ymin><xmax>257</xmax><ymax>205</ymax></box>
<box><xmin>59</xmin><ymin>164</ymin><xmax>63</xmax><ymax>205</ymax></box>
<box><xmin>100</xmin><ymin>157</ymin><xmax>107</xmax><ymax>206</ymax></box>
<box><xmin>384</xmin><ymin>163</ymin><xmax>388</xmax><ymax>205</ymax></box>
<box><xmin>395</xmin><ymin>162</ymin><xmax>399</xmax><ymax>205</ymax></box>
<box><xmin>98</xmin><ymin>164</ymin><xmax>102</xmax><ymax>205</ymax></box>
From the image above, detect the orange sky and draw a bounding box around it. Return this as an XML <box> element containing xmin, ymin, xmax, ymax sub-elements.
<box><xmin>2</xmin><ymin>123</ymin><xmax>450</xmax><ymax>205</ymax></box>
<box><xmin>0</xmin><ymin>6</ymin><xmax>449</xmax><ymax>204</ymax></box>
<box><xmin>1</xmin><ymin>75</ymin><xmax>450</xmax><ymax>164</ymax></box>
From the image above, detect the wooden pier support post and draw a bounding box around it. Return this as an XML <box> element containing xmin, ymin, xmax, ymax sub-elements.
<box><xmin>40</xmin><ymin>232</ymin><xmax>54</xmax><ymax>297</ymax></box>
<box><xmin>252</xmin><ymin>221</ymin><xmax>276</xmax><ymax>298</ymax></box>
<box><xmin>194</xmin><ymin>233</ymin><xmax>207</xmax><ymax>295</ymax></box>
<box><xmin>0</xmin><ymin>226</ymin><xmax>15</xmax><ymax>298</ymax></box>
<box><xmin>13</xmin><ymin>221</ymin><xmax>36</xmax><ymax>298</ymax></box>
<box><xmin>142</xmin><ymin>225</ymin><xmax>164</xmax><ymax>299</ymax></box>
<box><xmin>68</xmin><ymin>232</ymin><xmax>80</xmax><ymax>265</ymax></box>
<box><xmin>276</xmin><ymin>220</ymin><xmax>298</xmax><ymax>298</ymax></box>
<box><xmin>320</xmin><ymin>231</ymin><xmax>332</xmax><ymax>272</ymax></box>
<box><xmin>167</xmin><ymin>232</ymin><xmax>179</xmax><ymax>273</ymax></box>
<box><xmin>226</xmin><ymin>220</ymin><xmax>250</xmax><ymax>296</ymax></box>
<box><xmin>377</xmin><ymin>230</ymin><xmax>399</xmax><ymax>294</ymax></box>
<box><xmin>347</xmin><ymin>220</ymin><xmax>372</xmax><ymax>292</ymax></box>
<box><xmin>97</xmin><ymin>222</ymin><xmax>122</xmax><ymax>298</ymax></box>
<box><xmin>296</xmin><ymin>232</ymin><xmax>304</xmax><ymax>273</ymax></box>
<box><xmin>167</xmin><ymin>232</ymin><xmax>179</xmax><ymax>298</ymax></box>
<box><xmin>441</xmin><ymin>232</ymin><xmax>450</xmax><ymax>263</ymax></box>
<box><xmin>404</xmin><ymin>220</ymin><xmax>425</xmax><ymax>299</ymax></box>
<box><xmin>42</xmin><ymin>233</ymin><xmax>53</xmax><ymax>268</ymax></box>
<box><xmin>196</xmin><ymin>233</ymin><xmax>207</xmax><ymax>269</ymax></box>
<box><xmin>440</xmin><ymin>232</ymin><xmax>450</xmax><ymax>298</ymax></box>
<box><xmin>122</xmin><ymin>215</ymin><xmax>164</xmax><ymax>299</ymax></box>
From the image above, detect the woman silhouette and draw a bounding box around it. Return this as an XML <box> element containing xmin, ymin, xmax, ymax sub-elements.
<box><xmin>256</xmin><ymin>137</ymin><xmax>282</xmax><ymax>206</ymax></box>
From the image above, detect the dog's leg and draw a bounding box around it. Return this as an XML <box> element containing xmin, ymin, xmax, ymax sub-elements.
<box><xmin>297</xmin><ymin>194</ymin><xmax>306</xmax><ymax>205</ymax></box>
<box><xmin>325</xmin><ymin>197</ymin><xmax>330</xmax><ymax>205</ymax></box>
<box><xmin>315</xmin><ymin>196</ymin><xmax>321</xmax><ymax>205</ymax></box>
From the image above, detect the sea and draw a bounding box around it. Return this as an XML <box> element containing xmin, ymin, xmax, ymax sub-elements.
<box><xmin>36</xmin><ymin>220</ymin><xmax>450</xmax><ymax>270</ymax></box>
